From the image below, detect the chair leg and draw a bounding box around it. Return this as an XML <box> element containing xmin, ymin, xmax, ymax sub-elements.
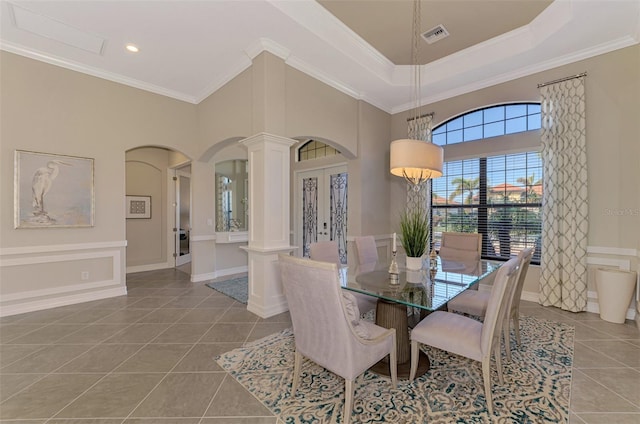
<box><xmin>494</xmin><ymin>343</ymin><xmax>504</xmax><ymax>385</ymax></box>
<box><xmin>389</xmin><ymin>332</ymin><xmax>398</xmax><ymax>388</ymax></box>
<box><xmin>513</xmin><ymin>314</ymin><xmax>521</xmax><ymax>345</ymax></box>
<box><xmin>292</xmin><ymin>350</ymin><xmax>302</xmax><ymax>395</ymax></box>
<box><xmin>482</xmin><ymin>358</ymin><xmax>494</xmax><ymax>415</ymax></box>
<box><xmin>344</xmin><ymin>378</ymin><xmax>354</xmax><ymax>424</ymax></box>
<box><xmin>503</xmin><ymin>319</ymin><xmax>512</xmax><ymax>362</ymax></box>
<box><xmin>409</xmin><ymin>340</ymin><xmax>419</xmax><ymax>381</ymax></box>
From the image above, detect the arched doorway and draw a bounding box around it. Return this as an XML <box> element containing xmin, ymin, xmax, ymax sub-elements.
<box><xmin>125</xmin><ymin>146</ymin><xmax>191</xmax><ymax>274</ymax></box>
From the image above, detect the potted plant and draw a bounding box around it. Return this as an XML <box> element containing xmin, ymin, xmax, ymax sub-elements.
<box><xmin>399</xmin><ymin>209</ymin><xmax>430</xmax><ymax>270</ymax></box>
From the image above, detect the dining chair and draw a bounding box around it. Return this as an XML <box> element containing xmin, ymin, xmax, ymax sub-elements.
<box><xmin>439</xmin><ymin>231</ymin><xmax>482</xmax><ymax>261</ymax></box>
<box><xmin>439</xmin><ymin>232</ymin><xmax>483</xmax><ymax>291</ymax></box>
<box><xmin>503</xmin><ymin>247</ymin><xmax>534</xmax><ymax>348</ymax></box>
<box><xmin>309</xmin><ymin>240</ymin><xmax>376</xmax><ymax>314</ymax></box>
<box><xmin>447</xmin><ymin>248</ymin><xmax>534</xmax><ymax>360</ymax></box>
<box><xmin>278</xmin><ymin>254</ymin><xmax>397</xmax><ymax>424</ymax></box>
<box><xmin>354</xmin><ymin>235</ymin><xmax>379</xmax><ymax>274</ymax></box>
<box><xmin>309</xmin><ymin>240</ymin><xmax>341</xmax><ymax>264</ymax></box>
<box><xmin>409</xmin><ymin>257</ymin><xmax>520</xmax><ymax>415</ymax></box>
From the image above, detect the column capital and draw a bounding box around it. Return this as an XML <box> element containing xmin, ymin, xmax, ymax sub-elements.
<box><xmin>240</xmin><ymin>132</ymin><xmax>297</xmax><ymax>148</ymax></box>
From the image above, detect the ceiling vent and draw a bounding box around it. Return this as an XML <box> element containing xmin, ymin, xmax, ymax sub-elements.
<box><xmin>421</xmin><ymin>24</ymin><xmax>449</xmax><ymax>44</ymax></box>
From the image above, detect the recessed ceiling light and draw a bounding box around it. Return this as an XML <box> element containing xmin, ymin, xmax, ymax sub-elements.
<box><xmin>125</xmin><ymin>44</ymin><xmax>139</xmax><ymax>53</ymax></box>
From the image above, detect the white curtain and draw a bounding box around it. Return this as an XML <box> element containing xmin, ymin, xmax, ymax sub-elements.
<box><xmin>406</xmin><ymin>114</ymin><xmax>434</xmax><ymax>214</ymax></box>
<box><xmin>539</xmin><ymin>76</ymin><xmax>588</xmax><ymax>312</ymax></box>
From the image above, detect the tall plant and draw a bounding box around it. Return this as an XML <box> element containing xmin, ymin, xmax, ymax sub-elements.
<box><xmin>399</xmin><ymin>209</ymin><xmax>430</xmax><ymax>258</ymax></box>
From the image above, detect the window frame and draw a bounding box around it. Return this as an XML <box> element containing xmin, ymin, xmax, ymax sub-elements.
<box><xmin>430</xmin><ymin>103</ymin><xmax>542</xmax><ymax>265</ymax></box>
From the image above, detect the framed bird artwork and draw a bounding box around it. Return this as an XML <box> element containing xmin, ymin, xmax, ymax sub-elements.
<box><xmin>14</xmin><ymin>150</ymin><xmax>94</xmax><ymax>228</ymax></box>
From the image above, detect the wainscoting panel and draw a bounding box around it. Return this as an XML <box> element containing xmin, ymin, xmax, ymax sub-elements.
<box><xmin>0</xmin><ymin>241</ymin><xmax>127</xmax><ymax>317</ymax></box>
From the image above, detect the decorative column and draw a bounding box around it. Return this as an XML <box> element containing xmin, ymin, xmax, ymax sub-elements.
<box><xmin>240</xmin><ymin>132</ymin><xmax>297</xmax><ymax>318</ymax></box>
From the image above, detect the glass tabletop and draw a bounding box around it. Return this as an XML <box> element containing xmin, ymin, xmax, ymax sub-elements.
<box><xmin>342</xmin><ymin>257</ymin><xmax>501</xmax><ymax>312</ymax></box>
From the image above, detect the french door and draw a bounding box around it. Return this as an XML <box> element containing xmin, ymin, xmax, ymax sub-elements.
<box><xmin>295</xmin><ymin>165</ymin><xmax>348</xmax><ymax>264</ymax></box>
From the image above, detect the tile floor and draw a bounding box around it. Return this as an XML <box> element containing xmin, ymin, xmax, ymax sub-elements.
<box><xmin>0</xmin><ymin>268</ymin><xmax>638</xmax><ymax>423</ymax></box>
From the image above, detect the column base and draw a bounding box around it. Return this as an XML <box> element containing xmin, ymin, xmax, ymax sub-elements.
<box><xmin>242</xmin><ymin>246</ymin><xmax>296</xmax><ymax>319</ymax></box>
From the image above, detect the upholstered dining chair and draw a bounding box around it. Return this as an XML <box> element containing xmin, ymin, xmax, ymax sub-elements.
<box><xmin>409</xmin><ymin>257</ymin><xmax>520</xmax><ymax>415</ymax></box>
<box><xmin>439</xmin><ymin>232</ymin><xmax>483</xmax><ymax>290</ymax></box>
<box><xmin>278</xmin><ymin>254</ymin><xmax>397</xmax><ymax>424</ymax></box>
<box><xmin>354</xmin><ymin>235</ymin><xmax>379</xmax><ymax>274</ymax></box>
<box><xmin>309</xmin><ymin>240</ymin><xmax>341</xmax><ymax>264</ymax></box>
<box><xmin>439</xmin><ymin>231</ymin><xmax>482</xmax><ymax>261</ymax></box>
<box><xmin>503</xmin><ymin>247</ymin><xmax>534</xmax><ymax>349</ymax></box>
<box><xmin>447</xmin><ymin>248</ymin><xmax>534</xmax><ymax>360</ymax></box>
<box><xmin>309</xmin><ymin>240</ymin><xmax>376</xmax><ymax>314</ymax></box>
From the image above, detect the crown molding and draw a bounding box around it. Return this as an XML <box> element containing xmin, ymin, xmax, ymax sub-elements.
<box><xmin>194</xmin><ymin>56</ymin><xmax>253</xmax><ymax>104</ymax></box>
<box><xmin>0</xmin><ymin>41</ymin><xmax>198</xmax><ymax>104</ymax></box>
<box><xmin>244</xmin><ymin>37</ymin><xmax>291</xmax><ymax>61</ymax></box>
<box><xmin>285</xmin><ymin>56</ymin><xmax>362</xmax><ymax>102</ymax></box>
<box><xmin>266</xmin><ymin>0</ymin><xmax>394</xmax><ymax>80</ymax></box>
<box><xmin>390</xmin><ymin>35</ymin><xmax>639</xmax><ymax>114</ymax></box>
<box><xmin>2</xmin><ymin>0</ymin><xmax>638</xmax><ymax>114</ymax></box>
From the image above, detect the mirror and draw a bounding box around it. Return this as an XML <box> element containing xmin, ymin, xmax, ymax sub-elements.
<box><xmin>215</xmin><ymin>159</ymin><xmax>248</xmax><ymax>232</ymax></box>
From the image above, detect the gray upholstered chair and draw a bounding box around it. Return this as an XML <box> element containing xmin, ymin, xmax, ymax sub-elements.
<box><xmin>439</xmin><ymin>232</ymin><xmax>483</xmax><ymax>290</ymax></box>
<box><xmin>439</xmin><ymin>231</ymin><xmax>482</xmax><ymax>261</ymax></box>
<box><xmin>447</xmin><ymin>248</ymin><xmax>534</xmax><ymax>360</ymax></box>
<box><xmin>278</xmin><ymin>254</ymin><xmax>397</xmax><ymax>424</ymax></box>
<box><xmin>309</xmin><ymin>240</ymin><xmax>376</xmax><ymax>314</ymax></box>
<box><xmin>354</xmin><ymin>235</ymin><xmax>379</xmax><ymax>274</ymax></box>
<box><xmin>409</xmin><ymin>257</ymin><xmax>520</xmax><ymax>415</ymax></box>
<box><xmin>309</xmin><ymin>240</ymin><xmax>341</xmax><ymax>264</ymax></box>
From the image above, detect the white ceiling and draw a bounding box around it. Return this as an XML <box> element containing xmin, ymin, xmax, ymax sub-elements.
<box><xmin>1</xmin><ymin>0</ymin><xmax>638</xmax><ymax>114</ymax></box>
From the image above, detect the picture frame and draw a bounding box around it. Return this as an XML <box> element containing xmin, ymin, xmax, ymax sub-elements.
<box><xmin>14</xmin><ymin>150</ymin><xmax>95</xmax><ymax>228</ymax></box>
<box><xmin>126</xmin><ymin>195</ymin><xmax>151</xmax><ymax>219</ymax></box>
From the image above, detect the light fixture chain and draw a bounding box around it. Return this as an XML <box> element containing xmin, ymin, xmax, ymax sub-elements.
<box><xmin>411</xmin><ymin>0</ymin><xmax>422</xmax><ymax>121</ymax></box>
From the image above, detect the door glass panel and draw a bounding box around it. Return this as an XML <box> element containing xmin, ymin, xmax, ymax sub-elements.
<box><xmin>330</xmin><ymin>172</ymin><xmax>348</xmax><ymax>264</ymax></box>
<box><xmin>302</xmin><ymin>177</ymin><xmax>318</xmax><ymax>258</ymax></box>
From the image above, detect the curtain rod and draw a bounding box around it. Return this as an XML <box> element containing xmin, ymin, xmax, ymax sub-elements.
<box><xmin>406</xmin><ymin>112</ymin><xmax>435</xmax><ymax>122</ymax></box>
<box><xmin>537</xmin><ymin>72</ymin><xmax>587</xmax><ymax>88</ymax></box>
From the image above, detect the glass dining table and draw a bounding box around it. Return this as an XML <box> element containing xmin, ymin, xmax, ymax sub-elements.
<box><xmin>341</xmin><ymin>256</ymin><xmax>501</xmax><ymax>379</ymax></box>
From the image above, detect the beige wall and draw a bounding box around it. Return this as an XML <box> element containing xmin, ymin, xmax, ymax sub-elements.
<box><xmin>0</xmin><ymin>52</ymin><xmax>198</xmax><ymax>315</ymax></box>
<box><xmin>2</xmin><ymin>42</ymin><xmax>636</xmax><ymax>316</ymax></box>
<box><xmin>285</xmin><ymin>67</ymin><xmax>359</xmax><ymax>158</ymax></box>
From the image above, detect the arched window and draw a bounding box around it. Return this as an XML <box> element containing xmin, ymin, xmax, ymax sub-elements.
<box><xmin>431</xmin><ymin>103</ymin><xmax>542</xmax><ymax>264</ymax></box>
<box><xmin>433</xmin><ymin>103</ymin><xmax>541</xmax><ymax>145</ymax></box>
<box><xmin>298</xmin><ymin>140</ymin><xmax>340</xmax><ymax>162</ymax></box>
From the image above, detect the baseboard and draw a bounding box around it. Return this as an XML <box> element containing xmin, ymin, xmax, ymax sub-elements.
<box><xmin>126</xmin><ymin>262</ymin><xmax>172</xmax><ymax>274</ymax></box>
<box><xmin>192</xmin><ymin>266</ymin><xmax>248</xmax><ymax>282</ymax></box>
<box><xmin>0</xmin><ymin>286</ymin><xmax>127</xmax><ymax>317</ymax></box>
<box><xmin>247</xmin><ymin>298</ymin><xmax>289</xmax><ymax>319</ymax></box>
<box><xmin>518</xmin><ymin>289</ymin><xmax>636</xmax><ymax>320</ymax></box>
<box><xmin>192</xmin><ymin>272</ymin><xmax>217</xmax><ymax>283</ymax></box>
<box><xmin>1</xmin><ymin>280</ymin><xmax>121</xmax><ymax>302</ymax></box>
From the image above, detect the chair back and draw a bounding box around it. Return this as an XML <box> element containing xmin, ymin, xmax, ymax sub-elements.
<box><xmin>309</xmin><ymin>241</ymin><xmax>340</xmax><ymax>264</ymax></box>
<box><xmin>509</xmin><ymin>247</ymin><xmax>534</xmax><ymax>316</ymax></box>
<box><xmin>354</xmin><ymin>236</ymin><xmax>379</xmax><ymax>266</ymax></box>
<box><xmin>278</xmin><ymin>254</ymin><xmax>364</xmax><ymax>377</ymax></box>
<box><xmin>480</xmin><ymin>257</ymin><xmax>520</xmax><ymax>355</ymax></box>
<box><xmin>441</xmin><ymin>232</ymin><xmax>482</xmax><ymax>252</ymax></box>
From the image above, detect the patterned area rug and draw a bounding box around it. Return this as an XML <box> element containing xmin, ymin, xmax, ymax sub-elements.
<box><xmin>205</xmin><ymin>276</ymin><xmax>248</xmax><ymax>304</ymax></box>
<box><xmin>216</xmin><ymin>316</ymin><xmax>574</xmax><ymax>423</ymax></box>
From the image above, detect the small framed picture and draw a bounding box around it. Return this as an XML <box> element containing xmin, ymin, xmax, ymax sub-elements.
<box><xmin>126</xmin><ymin>195</ymin><xmax>151</xmax><ymax>219</ymax></box>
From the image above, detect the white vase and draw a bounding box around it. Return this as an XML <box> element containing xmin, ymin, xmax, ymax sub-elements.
<box><xmin>406</xmin><ymin>256</ymin><xmax>423</xmax><ymax>270</ymax></box>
